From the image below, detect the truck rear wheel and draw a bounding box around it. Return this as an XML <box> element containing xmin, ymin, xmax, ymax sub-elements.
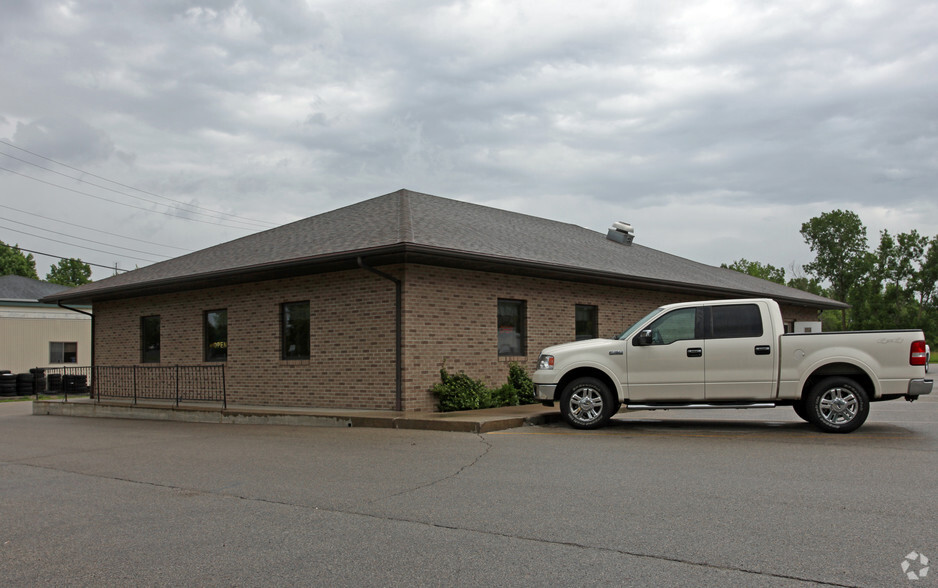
<box><xmin>560</xmin><ymin>377</ymin><xmax>615</xmax><ymax>430</ymax></box>
<box><xmin>805</xmin><ymin>376</ymin><xmax>869</xmax><ymax>433</ymax></box>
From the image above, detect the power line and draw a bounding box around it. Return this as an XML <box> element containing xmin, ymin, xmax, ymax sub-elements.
<box><xmin>1</xmin><ymin>216</ymin><xmax>174</xmax><ymax>259</ymax></box>
<box><xmin>0</xmin><ymin>203</ymin><xmax>192</xmax><ymax>252</ymax></box>
<box><xmin>8</xmin><ymin>246</ymin><xmax>130</xmax><ymax>273</ymax></box>
<box><xmin>1</xmin><ymin>150</ymin><xmax>274</xmax><ymax>230</ymax></box>
<box><xmin>0</xmin><ymin>140</ymin><xmax>279</xmax><ymax>229</ymax></box>
<box><xmin>0</xmin><ymin>165</ymin><xmax>268</xmax><ymax>231</ymax></box>
<box><xmin>0</xmin><ymin>222</ymin><xmax>162</xmax><ymax>263</ymax></box>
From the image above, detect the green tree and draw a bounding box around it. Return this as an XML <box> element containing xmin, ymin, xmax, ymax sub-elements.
<box><xmin>0</xmin><ymin>240</ymin><xmax>39</xmax><ymax>279</ymax></box>
<box><xmin>870</xmin><ymin>230</ymin><xmax>928</xmax><ymax>327</ymax></box>
<box><xmin>782</xmin><ymin>262</ymin><xmax>825</xmax><ymax>296</ymax></box>
<box><xmin>800</xmin><ymin>210</ymin><xmax>870</xmax><ymax>329</ymax></box>
<box><xmin>720</xmin><ymin>258</ymin><xmax>786</xmax><ymax>284</ymax></box>
<box><xmin>46</xmin><ymin>258</ymin><xmax>92</xmax><ymax>287</ymax></box>
<box><xmin>911</xmin><ymin>236</ymin><xmax>938</xmax><ymax>315</ymax></box>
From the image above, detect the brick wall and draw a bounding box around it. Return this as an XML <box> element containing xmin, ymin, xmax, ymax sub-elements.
<box><xmin>94</xmin><ymin>270</ymin><xmax>397</xmax><ymax>409</ymax></box>
<box><xmin>778</xmin><ymin>303</ymin><xmax>820</xmax><ymax>324</ymax></box>
<box><xmin>402</xmin><ymin>264</ymin><xmax>692</xmax><ymax>411</ymax></box>
<box><xmin>93</xmin><ymin>263</ymin><xmax>827</xmax><ymax>412</ymax></box>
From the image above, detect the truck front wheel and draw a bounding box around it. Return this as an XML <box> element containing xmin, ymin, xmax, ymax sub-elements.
<box><xmin>805</xmin><ymin>377</ymin><xmax>870</xmax><ymax>433</ymax></box>
<box><xmin>792</xmin><ymin>399</ymin><xmax>810</xmax><ymax>423</ymax></box>
<box><xmin>560</xmin><ymin>377</ymin><xmax>615</xmax><ymax>430</ymax></box>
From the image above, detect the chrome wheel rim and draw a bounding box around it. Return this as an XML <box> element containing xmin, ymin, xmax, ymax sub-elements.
<box><xmin>568</xmin><ymin>386</ymin><xmax>603</xmax><ymax>424</ymax></box>
<box><xmin>818</xmin><ymin>386</ymin><xmax>859</xmax><ymax>425</ymax></box>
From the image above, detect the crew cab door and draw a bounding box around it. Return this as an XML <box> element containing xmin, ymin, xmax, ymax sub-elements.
<box><xmin>703</xmin><ymin>302</ymin><xmax>777</xmax><ymax>400</ymax></box>
<box><xmin>625</xmin><ymin>307</ymin><xmax>706</xmax><ymax>401</ymax></box>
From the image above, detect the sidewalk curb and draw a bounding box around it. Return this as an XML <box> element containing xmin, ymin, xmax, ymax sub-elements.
<box><xmin>32</xmin><ymin>399</ymin><xmax>561</xmax><ymax>433</ymax></box>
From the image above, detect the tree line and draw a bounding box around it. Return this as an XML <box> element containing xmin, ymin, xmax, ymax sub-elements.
<box><xmin>0</xmin><ymin>240</ymin><xmax>93</xmax><ymax>287</ymax></box>
<box><xmin>722</xmin><ymin>210</ymin><xmax>937</xmax><ymax>343</ymax></box>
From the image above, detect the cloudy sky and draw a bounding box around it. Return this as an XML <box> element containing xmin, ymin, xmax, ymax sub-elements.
<box><xmin>1</xmin><ymin>0</ymin><xmax>936</xmax><ymax>281</ymax></box>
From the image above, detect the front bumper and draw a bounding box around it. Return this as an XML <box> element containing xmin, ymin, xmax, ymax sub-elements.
<box><xmin>909</xmin><ymin>379</ymin><xmax>934</xmax><ymax>396</ymax></box>
<box><xmin>534</xmin><ymin>383</ymin><xmax>557</xmax><ymax>401</ymax></box>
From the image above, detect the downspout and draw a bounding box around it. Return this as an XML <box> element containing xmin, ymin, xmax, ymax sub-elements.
<box><xmin>57</xmin><ymin>301</ymin><xmax>94</xmax><ymax>396</ymax></box>
<box><xmin>57</xmin><ymin>302</ymin><xmax>94</xmax><ymax>362</ymax></box>
<box><xmin>356</xmin><ymin>257</ymin><xmax>403</xmax><ymax>411</ymax></box>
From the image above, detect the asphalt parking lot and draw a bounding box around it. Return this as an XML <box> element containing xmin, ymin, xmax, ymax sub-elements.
<box><xmin>2</xmin><ymin>395</ymin><xmax>937</xmax><ymax>587</ymax></box>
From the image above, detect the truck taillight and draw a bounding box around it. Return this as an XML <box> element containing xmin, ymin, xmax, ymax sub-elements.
<box><xmin>911</xmin><ymin>341</ymin><xmax>928</xmax><ymax>366</ymax></box>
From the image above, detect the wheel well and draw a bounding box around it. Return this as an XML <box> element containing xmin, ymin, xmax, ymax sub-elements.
<box><xmin>555</xmin><ymin>368</ymin><xmax>619</xmax><ymax>401</ymax></box>
<box><xmin>801</xmin><ymin>363</ymin><xmax>875</xmax><ymax>400</ymax></box>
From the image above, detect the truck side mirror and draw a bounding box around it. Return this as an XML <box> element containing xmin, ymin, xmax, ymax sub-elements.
<box><xmin>634</xmin><ymin>329</ymin><xmax>653</xmax><ymax>346</ymax></box>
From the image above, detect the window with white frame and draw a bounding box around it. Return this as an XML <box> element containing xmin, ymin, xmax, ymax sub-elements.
<box><xmin>49</xmin><ymin>342</ymin><xmax>78</xmax><ymax>364</ymax></box>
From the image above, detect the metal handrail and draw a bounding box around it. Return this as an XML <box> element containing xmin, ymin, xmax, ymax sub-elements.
<box><xmin>38</xmin><ymin>365</ymin><xmax>227</xmax><ymax>408</ymax></box>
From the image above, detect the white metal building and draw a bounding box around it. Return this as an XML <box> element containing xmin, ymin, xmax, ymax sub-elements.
<box><xmin>0</xmin><ymin>275</ymin><xmax>91</xmax><ymax>374</ymax></box>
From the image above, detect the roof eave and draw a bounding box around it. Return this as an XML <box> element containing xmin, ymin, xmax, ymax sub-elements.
<box><xmin>42</xmin><ymin>242</ymin><xmax>846</xmax><ymax>310</ymax></box>
<box><xmin>398</xmin><ymin>245</ymin><xmax>847</xmax><ymax>310</ymax></box>
<box><xmin>41</xmin><ymin>245</ymin><xmax>405</xmax><ymax>304</ymax></box>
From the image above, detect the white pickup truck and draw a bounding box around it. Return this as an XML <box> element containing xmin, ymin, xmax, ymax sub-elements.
<box><xmin>533</xmin><ymin>298</ymin><xmax>933</xmax><ymax>433</ymax></box>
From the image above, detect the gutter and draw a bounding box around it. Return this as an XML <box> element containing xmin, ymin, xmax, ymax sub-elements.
<box><xmin>42</xmin><ymin>242</ymin><xmax>845</xmax><ymax>311</ymax></box>
<box><xmin>356</xmin><ymin>257</ymin><xmax>403</xmax><ymax>411</ymax></box>
<box><xmin>57</xmin><ymin>301</ymin><xmax>93</xmax><ymax>318</ymax></box>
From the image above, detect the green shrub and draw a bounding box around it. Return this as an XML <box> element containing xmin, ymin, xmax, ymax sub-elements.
<box><xmin>431</xmin><ymin>361</ymin><xmax>537</xmax><ymax>412</ymax></box>
<box><xmin>490</xmin><ymin>383</ymin><xmax>519</xmax><ymax>407</ymax></box>
<box><xmin>508</xmin><ymin>362</ymin><xmax>536</xmax><ymax>405</ymax></box>
<box><xmin>431</xmin><ymin>365</ymin><xmax>487</xmax><ymax>412</ymax></box>
<box><xmin>477</xmin><ymin>383</ymin><xmax>495</xmax><ymax>409</ymax></box>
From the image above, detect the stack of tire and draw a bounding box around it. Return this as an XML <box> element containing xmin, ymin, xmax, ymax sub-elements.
<box><xmin>16</xmin><ymin>372</ymin><xmax>35</xmax><ymax>396</ymax></box>
<box><xmin>0</xmin><ymin>371</ymin><xmax>15</xmax><ymax>397</ymax></box>
<box><xmin>47</xmin><ymin>373</ymin><xmax>63</xmax><ymax>393</ymax></box>
<box><xmin>63</xmin><ymin>374</ymin><xmax>88</xmax><ymax>395</ymax></box>
<box><xmin>28</xmin><ymin>368</ymin><xmax>45</xmax><ymax>396</ymax></box>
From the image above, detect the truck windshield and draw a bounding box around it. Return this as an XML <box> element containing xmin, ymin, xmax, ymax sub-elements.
<box><xmin>616</xmin><ymin>308</ymin><xmax>663</xmax><ymax>340</ymax></box>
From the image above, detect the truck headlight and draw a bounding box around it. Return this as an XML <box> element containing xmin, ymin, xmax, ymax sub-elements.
<box><xmin>537</xmin><ymin>354</ymin><xmax>554</xmax><ymax>370</ymax></box>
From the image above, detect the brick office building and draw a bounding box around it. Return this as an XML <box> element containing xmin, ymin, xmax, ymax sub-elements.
<box><xmin>44</xmin><ymin>190</ymin><xmax>844</xmax><ymax>412</ymax></box>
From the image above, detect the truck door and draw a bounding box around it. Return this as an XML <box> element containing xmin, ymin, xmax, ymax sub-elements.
<box><xmin>704</xmin><ymin>303</ymin><xmax>777</xmax><ymax>400</ymax></box>
<box><xmin>626</xmin><ymin>307</ymin><xmax>706</xmax><ymax>401</ymax></box>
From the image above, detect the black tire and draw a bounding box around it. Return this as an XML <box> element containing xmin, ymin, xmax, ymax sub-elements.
<box><xmin>64</xmin><ymin>375</ymin><xmax>88</xmax><ymax>393</ymax></box>
<box><xmin>805</xmin><ymin>376</ymin><xmax>870</xmax><ymax>433</ymax></box>
<box><xmin>0</xmin><ymin>373</ymin><xmax>16</xmax><ymax>396</ymax></box>
<box><xmin>792</xmin><ymin>399</ymin><xmax>810</xmax><ymax>423</ymax></box>
<box><xmin>559</xmin><ymin>377</ymin><xmax>616</xmax><ymax>430</ymax></box>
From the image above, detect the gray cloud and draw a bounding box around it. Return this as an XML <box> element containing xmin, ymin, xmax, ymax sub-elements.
<box><xmin>0</xmin><ymin>0</ymin><xmax>935</xmax><ymax>280</ymax></box>
<box><xmin>12</xmin><ymin>117</ymin><xmax>113</xmax><ymax>163</ymax></box>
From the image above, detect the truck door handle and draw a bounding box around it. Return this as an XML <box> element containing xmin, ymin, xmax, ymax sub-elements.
<box><xmin>687</xmin><ymin>348</ymin><xmax>703</xmax><ymax>358</ymax></box>
<box><xmin>754</xmin><ymin>345</ymin><xmax>771</xmax><ymax>355</ymax></box>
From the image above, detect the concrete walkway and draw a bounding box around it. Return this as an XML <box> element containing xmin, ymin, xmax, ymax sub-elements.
<box><xmin>32</xmin><ymin>397</ymin><xmax>561</xmax><ymax>433</ymax></box>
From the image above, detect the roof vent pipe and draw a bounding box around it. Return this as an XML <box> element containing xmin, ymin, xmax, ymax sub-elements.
<box><xmin>607</xmin><ymin>221</ymin><xmax>634</xmax><ymax>245</ymax></box>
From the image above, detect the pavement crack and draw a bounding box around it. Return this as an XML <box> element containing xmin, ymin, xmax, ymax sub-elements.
<box><xmin>386</xmin><ymin>434</ymin><xmax>493</xmax><ymax>505</ymax></box>
<box><xmin>368</xmin><ymin>433</ymin><xmax>494</xmax><ymax>505</ymax></box>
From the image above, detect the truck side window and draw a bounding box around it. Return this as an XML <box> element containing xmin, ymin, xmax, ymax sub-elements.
<box><xmin>710</xmin><ymin>304</ymin><xmax>763</xmax><ymax>338</ymax></box>
<box><xmin>647</xmin><ymin>308</ymin><xmax>698</xmax><ymax>345</ymax></box>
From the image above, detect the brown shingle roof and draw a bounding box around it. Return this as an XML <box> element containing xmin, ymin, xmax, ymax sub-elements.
<box><xmin>42</xmin><ymin>189</ymin><xmax>845</xmax><ymax>309</ymax></box>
